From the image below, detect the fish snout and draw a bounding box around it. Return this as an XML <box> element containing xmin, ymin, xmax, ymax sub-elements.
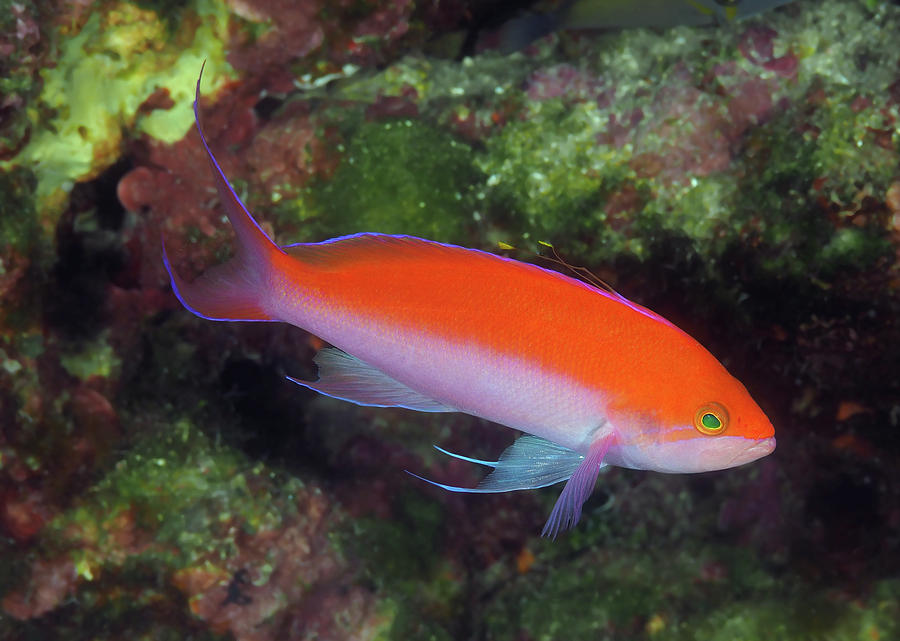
<box><xmin>733</xmin><ymin>435</ymin><xmax>776</xmax><ymax>466</ymax></box>
<box><xmin>757</xmin><ymin>436</ymin><xmax>776</xmax><ymax>456</ymax></box>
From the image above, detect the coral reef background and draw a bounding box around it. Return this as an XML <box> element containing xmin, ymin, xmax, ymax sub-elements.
<box><xmin>1</xmin><ymin>0</ymin><xmax>899</xmax><ymax>639</ymax></box>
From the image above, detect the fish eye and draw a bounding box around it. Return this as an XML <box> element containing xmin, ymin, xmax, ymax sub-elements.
<box><xmin>694</xmin><ymin>402</ymin><xmax>729</xmax><ymax>435</ymax></box>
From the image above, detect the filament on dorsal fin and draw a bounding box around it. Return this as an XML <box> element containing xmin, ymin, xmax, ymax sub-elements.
<box><xmin>536</xmin><ymin>241</ymin><xmax>618</xmax><ymax>296</ymax></box>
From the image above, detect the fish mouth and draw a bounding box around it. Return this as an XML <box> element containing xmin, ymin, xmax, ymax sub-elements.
<box><xmin>727</xmin><ymin>436</ymin><xmax>776</xmax><ymax>467</ymax></box>
<box><xmin>758</xmin><ymin>436</ymin><xmax>776</xmax><ymax>455</ymax></box>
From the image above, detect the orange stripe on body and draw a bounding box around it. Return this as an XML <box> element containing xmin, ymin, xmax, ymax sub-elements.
<box><xmin>271</xmin><ymin>235</ymin><xmax>741</xmax><ymax>435</ymax></box>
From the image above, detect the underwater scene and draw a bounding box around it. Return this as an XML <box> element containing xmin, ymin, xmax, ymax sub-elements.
<box><xmin>1</xmin><ymin>0</ymin><xmax>899</xmax><ymax>639</ymax></box>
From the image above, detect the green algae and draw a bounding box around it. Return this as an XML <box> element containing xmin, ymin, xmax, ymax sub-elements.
<box><xmin>483</xmin><ymin>523</ymin><xmax>898</xmax><ymax>641</ymax></box>
<box><xmin>686</xmin><ymin>586</ymin><xmax>899</xmax><ymax>641</ymax></box>
<box><xmin>59</xmin><ymin>331</ymin><xmax>122</xmax><ymax>381</ymax></box>
<box><xmin>0</xmin><ymin>167</ymin><xmax>38</xmax><ymax>256</ymax></box>
<box><xmin>793</xmin><ymin>0</ymin><xmax>900</xmax><ymax>92</ymax></box>
<box><xmin>0</xmin><ymin>0</ymin><xmax>234</xmax><ymax>217</ymax></box>
<box><xmin>318</xmin><ymin>50</ymin><xmax>531</xmax><ymax>109</ymax></box>
<box><xmin>0</xmin><ymin>0</ymin><xmax>42</xmax><ymax>160</ymax></box>
<box><xmin>333</xmin><ymin>490</ymin><xmax>457</xmax><ymax>641</ymax></box>
<box><xmin>474</xmin><ymin>0</ymin><xmax>900</xmax><ymax>285</ymax></box>
<box><xmin>806</xmin><ymin>89</ymin><xmax>899</xmax><ymax>203</ymax></box>
<box><xmin>265</xmin><ymin>52</ymin><xmax>545</xmax><ymax>245</ymax></box>
<box><xmin>4</xmin><ymin>587</ymin><xmax>229</xmax><ymax>641</ymax></box>
<box><xmin>734</xmin><ymin>110</ymin><xmax>894</xmax><ymax>281</ymax></box>
<box><xmin>818</xmin><ymin>226</ymin><xmax>892</xmax><ymax>275</ymax></box>
<box><xmin>43</xmin><ymin>415</ymin><xmax>306</xmax><ymax>574</ymax></box>
<box><xmin>306</xmin><ymin>119</ymin><xmax>480</xmax><ymax>243</ymax></box>
<box><xmin>477</xmin><ymin>100</ymin><xmax>630</xmax><ymax>247</ymax></box>
<box><xmin>295</xmin><ymin>0</ymin><xmax>900</xmax><ymax>279</ymax></box>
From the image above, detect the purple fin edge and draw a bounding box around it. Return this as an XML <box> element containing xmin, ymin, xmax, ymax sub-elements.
<box><xmin>541</xmin><ymin>437</ymin><xmax>612</xmax><ymax>539</ymax></box>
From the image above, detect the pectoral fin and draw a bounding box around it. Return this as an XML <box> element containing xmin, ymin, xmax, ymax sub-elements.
<box><xmin>288</xmin><ymin>348</ymin><xmax>456</xmax><ymax>412</ymax></box>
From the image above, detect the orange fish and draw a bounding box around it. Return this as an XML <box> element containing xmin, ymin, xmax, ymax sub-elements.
<box><xmin>164</xmin><ymin>67</ymin><xmax>775</xmax><ymax>538</ymax></box>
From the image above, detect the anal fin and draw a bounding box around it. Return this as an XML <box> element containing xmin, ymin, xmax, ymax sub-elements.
<box><xmin>288</xmin><ymin>348</ymin><xmax>456</xmax><ymax>413</ymax></box>
<box><xmin>541</xmin><ymin>436</ymin><xmax>612</xmax><ymax>539</ymax></box>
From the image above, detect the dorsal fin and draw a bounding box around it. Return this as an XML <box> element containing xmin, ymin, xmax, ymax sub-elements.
<box><xmin>536</xmin><ymin>241</ymin><xmax>619</xmax><ymax>296</ymax></box>
<box><xmin>281</xmin><ymin>233</ymin><xmax>472</xmax><ymax>269</ymax></box>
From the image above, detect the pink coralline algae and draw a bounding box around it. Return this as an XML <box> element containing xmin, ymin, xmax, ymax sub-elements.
<box><xmin>600</xmin><ymin>56</ymin><xmax>794</xmax><ymax>185</ymax></box>
<box><xmin>117</xmin><ymin>84</ymin><xmax>262</xmax><ymax>291</ymax></box>
<box><xmin>352</xmin><ymin>0</ymin><xmax>413</xmax><ymax>42</ymax></box>
<box><xmin>117</xmin><ymin>80</ymin><xmax>347</xmax><ymax>300</ymax></box>
<box><xmin>3</xmin><ymin>507</ymin><xmax>155</xmax><ymax>619</ymax></box>
<box><xmin>171</xmin><ymin>493</ymin><xmax>372</xmax><ymax>641</ymax></box>
<box><xmin>334</xmin><ymin>0</ymin><xmax>416</xmax><ymax>67</ymax></box>
<box><xmin>738</xmin><ymin>25</ymin><xmax>798</xmax><ymax>79</ymax></box>
<box><xmin>226</xmin><ymin>0</ymin><xmax>416</xmax><ymax>73</ymax></box>
<box><xmin>226</xmin><ymin>0</ymin><xmax>324</xmax><ymax>74</ymax></box>
<box><xmin>0</xmin><ymin>320</ymin><xmax>122</xmax><ymax>550</ymax></box>
<box><xmin>710</xmin><ymin>60</ymin><xmax>786</xmax><ymax>133</ymax></box>
<box><xmin>0</xmin><ymin>486</ymin><xmax>51</xmax><ymax>543</ymax></box>
<box><xmin>0</xmin><ymin>1</ymin><xmax>45</xmax><ymax>159</ymax></box>
<box><xmin>2</xmin><ymin>557</ymin><xmax>78</xmax><ymax>620</ymax></box>
<box><xmin>525</xmin><ymin>64</ymin><xmax>606</xmax><ymax>103</ymax></box>
<box><xmin>365</xmin><ymin>85</ymin><xmax>420</xmax><ymax>121</ymax></box>
<box><xmin>244</xmin><ymin>100</ymin><xmax>342</xmax><ymax>197</ymax></box>
<box><xmin>630</xmin><ymin>82</ymin><xmax>738</xmax><ymax>183</ymax></box>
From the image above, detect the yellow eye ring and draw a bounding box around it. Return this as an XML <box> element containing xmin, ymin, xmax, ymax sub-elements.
<box><xmin>694</xmin><ymin>402</ymin><xmax>729</xmax><ymax>435</ymax></box>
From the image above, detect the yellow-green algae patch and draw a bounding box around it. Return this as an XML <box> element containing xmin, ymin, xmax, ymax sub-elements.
<box><xmin>1</xmin><ymin>0</ymin><xmax>234</xmax><ymax>220</ymax></box>
<box><xmin>0</xmin><ymin>167</ymin><xmax>38</xmax><ymax>256</ymax></box>
<box><xmin>480</xmin><ymin>471</ymin><xmax>900</xmax><ymax>641</ymax></box>
<box><xmin>334</xmin><ymin>490</ymin><xmax>458</xmax><ymax>641</ymax></box>
<box><xmin>476</xmin><ymin>0</ymin><xmax>900</xmax><ymax>278</ymax></box>
<box><xmin>43</xmin><ymin>416</ymin><xmax>307</xmax><ymax>574</ymax></box>
<box><xmin>294</xmin><ymin>119</ymin><xmax>482</xmax><ymax>244</ymax></box>
<box><xmin>476</xmin><ymin>99</ymin><xmax>634</xmax><ymax>253</ymax></box>
<box><xmin>59</xmin><ymin>331</ymin><xmax>122</xmax><ymax>381</ymax></box>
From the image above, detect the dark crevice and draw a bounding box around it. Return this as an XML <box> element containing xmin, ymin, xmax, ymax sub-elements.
<box><xmin>44</xmin><ymin>159</ymin><xmax>133</xmax><ymax>339</ymax></box>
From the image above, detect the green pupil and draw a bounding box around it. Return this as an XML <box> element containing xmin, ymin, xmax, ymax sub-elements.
<box><xmin>701</xmin><ymin>413</ymin><xmax>722</xmax><ymax>429</ymax></box>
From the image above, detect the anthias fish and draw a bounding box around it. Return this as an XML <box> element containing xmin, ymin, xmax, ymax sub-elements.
<box><xmin>164</xmin><ymin>70</ymin><xmax>775</xmax><ymax>538</ymax></box>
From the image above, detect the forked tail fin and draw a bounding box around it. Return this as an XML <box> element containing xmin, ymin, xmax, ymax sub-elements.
<box><xmin>162</xmin><ymin>62</ymin><xmax>286</xmax><ymax>322</ymax></box>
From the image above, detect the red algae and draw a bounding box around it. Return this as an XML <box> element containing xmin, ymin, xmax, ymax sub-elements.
<box><xmin>0</xmin><ymin>487</ymin><xmax>51</xmax><ymax>543</ymax></box>
<box><xmin>0</xmin><ymin>1</ymin><xmax>45</xmax><ymax>160</ymax></box>
<box><xmin>525</xmin><ymin>64</ymin><xmax>605</xmax><ymax>103</ymax></box>
<box><xmin>226</xmin><ymin>0</ymin><xmax>324</xmax><ymax>74</ymax></box>
<box><xmin>117</xmin><ymin>85</ymin><xmax>261</xmax><ymax>290</ymax></box>
<box><xmin>738</xmin><ymin>25</ymin><xmax>798</xmax><ymax>79</ymax></box>
<box><xmin>245</xmin><ymin>101</ymin><xmax>343</xmax><ymax>197</ymax></box>
<box><xmin>170</xmin><ymin>492</ymin><xmax>357</xmax><ymax>641</ymax></box>
<box><xmin>629</xmin><ymin>82</ymin><xmax>735</xmax><ymax>183</ymax></box>
<box><xmin>2</xmin><ymin>558</ymin><xmax>78</xmax><ymax>620</ymax></box>
<box><xmin>225</xmin><ymin>0</ymin><xmax>417</xmax><ymax>74</ymax></box>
